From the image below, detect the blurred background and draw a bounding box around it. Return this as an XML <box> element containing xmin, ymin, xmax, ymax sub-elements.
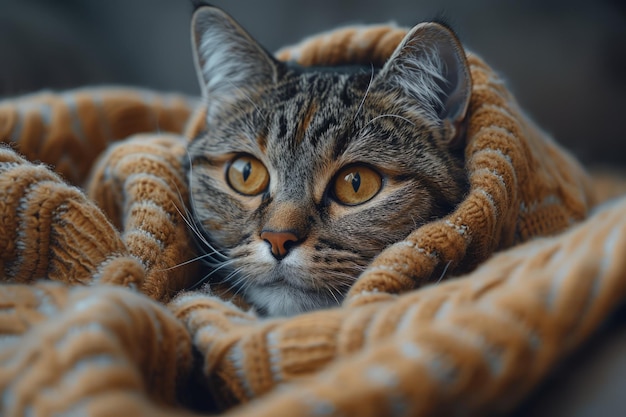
<box><xmin>1</xmin><ymin>1</ymin><xmax>626</xmax><ymax>415</ymax></box>
<box><xmin>1</xmin><ymin>0</ymin><xmax>624</xmax><ymax>167</ymax></box>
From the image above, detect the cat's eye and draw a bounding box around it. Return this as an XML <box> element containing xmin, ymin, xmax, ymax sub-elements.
<box><xmin>227</xmin><ymin>155</ymin><xmax>269</xmax><ymax>196</ymax></box>
<box><xmin>332</xmin><ymin>165</ymin><xmax>382</xmax><ymax>206</ymax></box>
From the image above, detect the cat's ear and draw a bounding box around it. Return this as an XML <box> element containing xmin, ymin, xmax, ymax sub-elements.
<box><xmin>378</xmin><ymin>22</ymin><xmax>472</xmax><ymax>146</ymax></box>
<box><xmin>191</xmin><ymin>6</ymin><xmax>279</xmax><ymax>120</ymax></box>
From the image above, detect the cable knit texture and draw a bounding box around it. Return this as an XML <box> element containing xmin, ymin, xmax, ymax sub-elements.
<box><xmin>1</xmin><ymin>25</ymin><xmax>624</xmax><ymax>417</ymax></box>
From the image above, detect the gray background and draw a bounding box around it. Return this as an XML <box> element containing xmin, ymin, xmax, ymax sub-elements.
<box><xmin>1</xmin><ymin>0</ymin><xmax>625</xmax><ymax>167</ymax></box>
<box><xmin>1</xmin><ymin>0</ymin><xmax>626</xmax><ymax>415</ymax></box>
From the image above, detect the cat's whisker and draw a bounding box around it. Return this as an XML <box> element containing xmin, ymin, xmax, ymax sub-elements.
<box><xmin>335</xmin><ymin>261</ymin><xmax>368</xmax><ymax>274</ymax></box>
<box><xmin>172</xmin><ymin>200</ymin><xmax>229</xmax><ymax>262</ymax></box>
<box><xmin>228</xmin><ymin>272</ymin><xmax>252</xmax><ymax>299</ymax></box>
<box><xmin>224</xmin><ymin>267</ymin><xmax>249</xmax><ymax>289</ymax></box>
<box><xmin>321</xmin><ymin>268</ymin><xmax>360</xmax><ymax>287</ymax></box>
<box><xmin>304</xmin><ymin>271</ymin><xmax>320</xmax><ymax>292</ymax></box>
<box><xmin>323</xmin><ymin>281</ymin><xmax>343</xmax><ymax>305</ymax></box>
<box><xmin>171</xmin><ymin>199</ymin><xmax>198</xmax><ymax>234</ymax></box>
<box><xmin>222</xmin><ymin>266</ymin><xmax>242</xmax><ymax>281</ymax></box>
<box><xmin>410</xmin><ymin>214</ymin><xmax>426</xmax><ymax>230</ymax></box>
<box><xmin>329</xmin><ymin>275</ymin><xmax>359</xmax><ymax>288</ymax></box>
<box><xmin>157</xmin><ymin>252</ymin><xmax>217</xmax><ymax>272</ymax></box>
<box><xmin>160</xmin><ymin>166</ymin><xmax>189</xmax><ymax>221</ymax></box>
<box><xmin>436</xmin><ymin>260</ymin><xmax>453</xmax><ymax>284</ymax></box>
<box><xmin>180</xmin><ymin>150</ymin><xmax>230</xmax><ymax>263</ymax></box>
<box><xmin>224</xmin><ymin>267</ymin><xmax>259</xmax><ymax>301</ymax></box>
<box><xmin>227</xmin><ymin>80</ymin><xmax>267</xmax><ymax>122</ymax></box>
<box><xmin>352</xmin><ymin>63</ymin><xmax>375</xmax><ymax>122</ymax></box>
<box><xmin>361</xmin><ymin>113</ymin><xmax>415</xmax><ymax>132</ymax></box>
<box><xmin>188</xmin><ymin>258</ymin><xmax>237</xmax><ymax>290</ymax></box>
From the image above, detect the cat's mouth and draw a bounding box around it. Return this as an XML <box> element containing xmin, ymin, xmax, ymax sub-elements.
<box><xmin>219</xmin><ymin>246</ymin><xmax>354</xmax><ymax>316</ymax></box>
<box><xmin>249</xmin><ymin>259</ymin><xmax>315</xmax><ymax>289</ymax></box>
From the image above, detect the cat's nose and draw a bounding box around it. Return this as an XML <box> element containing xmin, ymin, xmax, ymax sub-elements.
<box><xmin>260</xmin><ymin>230</ymin><xmax>301</xmax><ymax>260</ymax></box>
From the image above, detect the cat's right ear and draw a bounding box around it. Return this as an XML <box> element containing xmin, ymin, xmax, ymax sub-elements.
<box><xmin>191</xmin><ymin>6</ymin><xmax>279</xmax><ymax>121</ymax></box>
<box><xmin>376</xmin><ymin>22</ymin><xmax>472</xmax><ymax>148</ymax></box>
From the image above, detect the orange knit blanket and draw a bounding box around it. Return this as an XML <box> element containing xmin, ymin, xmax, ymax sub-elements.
<box><xmin>1</xmin><ymin>25</ymin><xmax>625</xmax><ymax>417</ymax></box>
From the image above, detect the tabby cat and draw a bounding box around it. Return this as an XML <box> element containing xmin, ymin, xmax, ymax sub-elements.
<box><xmin>186</xmin><ymin>5</ymin><xmax>471</xmax><ymax>316</ymax></box>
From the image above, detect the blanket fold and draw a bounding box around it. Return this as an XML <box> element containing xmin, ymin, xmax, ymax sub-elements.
<box><xmin>0</xmin><ymin>283</ymin><xmax>194</xmax><ymax>416</ymax></box>
<box><xmin>1</xmin><ymin>23</ymin><xmax>624</xmax><ymax>417</ymax></box>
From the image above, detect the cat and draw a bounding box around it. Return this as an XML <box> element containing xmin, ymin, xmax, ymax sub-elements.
<box><xmin>185</xmin><ymin>4</ymin><xmax>472</xmax><ymax>317</ymax></box>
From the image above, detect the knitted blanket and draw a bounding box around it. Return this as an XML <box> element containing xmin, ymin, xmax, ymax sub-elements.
<box><xmin>1</xmin><ymin>25</ymin><xmax>625</xmax><ymax>417</ymax></box>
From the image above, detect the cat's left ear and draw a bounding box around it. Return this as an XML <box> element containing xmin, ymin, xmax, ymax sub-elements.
<box><xmin>378</xmin><ymin>22</ymin><xmax>472</xmax><ymax>147</ymax></box>
<box><xmin>191</xmin><ymin>6</ymin><xmax>279</xmax><ymax>121</ymax></box>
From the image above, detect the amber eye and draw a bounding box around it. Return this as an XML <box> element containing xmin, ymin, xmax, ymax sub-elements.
<box><xmin>227</xmin><ymin>155</ymin><xmax>269</xmax><ymax>196</ymax></box>
<box><xmin>332</xmin><ymin>165</ymin><xmax>382</xmax><ymax>206</ymax></box>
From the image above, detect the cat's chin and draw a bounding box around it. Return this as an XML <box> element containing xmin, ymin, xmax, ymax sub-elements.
<box><xmin>245</xmin><ymin>283</ymin><xmax>342</xmax><ymax>317</ymax></box>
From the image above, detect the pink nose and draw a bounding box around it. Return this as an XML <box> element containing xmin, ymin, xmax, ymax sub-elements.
<box><xmin>260</xmin><ymin>230</ymin><xmax>300</xmax><ymax>259</ymax></box>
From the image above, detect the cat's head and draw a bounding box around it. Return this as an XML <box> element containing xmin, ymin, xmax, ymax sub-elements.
<box><xmin>186</xmin><ymin>6</ymin><xmax>471</xmax><ymax>316</ymax></box>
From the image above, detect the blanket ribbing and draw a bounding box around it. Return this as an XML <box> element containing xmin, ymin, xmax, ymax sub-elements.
<box><xmin>1</xmin><ymin>24</ymin><xmax>623</xmax><ymax>417</ymax></box>
<box><xmin>0</xmin><ymin>88</ymin><xmax>198</xmax><ymax>301</ymax></box>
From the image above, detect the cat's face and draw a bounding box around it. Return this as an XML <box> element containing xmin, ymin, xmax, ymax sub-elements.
<box><xmin>187</xmin><ymin>6</ymin><xmax>472</xmax><ymax>316</ymax></box>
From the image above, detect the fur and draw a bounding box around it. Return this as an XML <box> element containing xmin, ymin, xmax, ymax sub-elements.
<box><xmin>187</xmin><ymin>6</ymin><xmax>471</xmax><ymax>316</ymax></box>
